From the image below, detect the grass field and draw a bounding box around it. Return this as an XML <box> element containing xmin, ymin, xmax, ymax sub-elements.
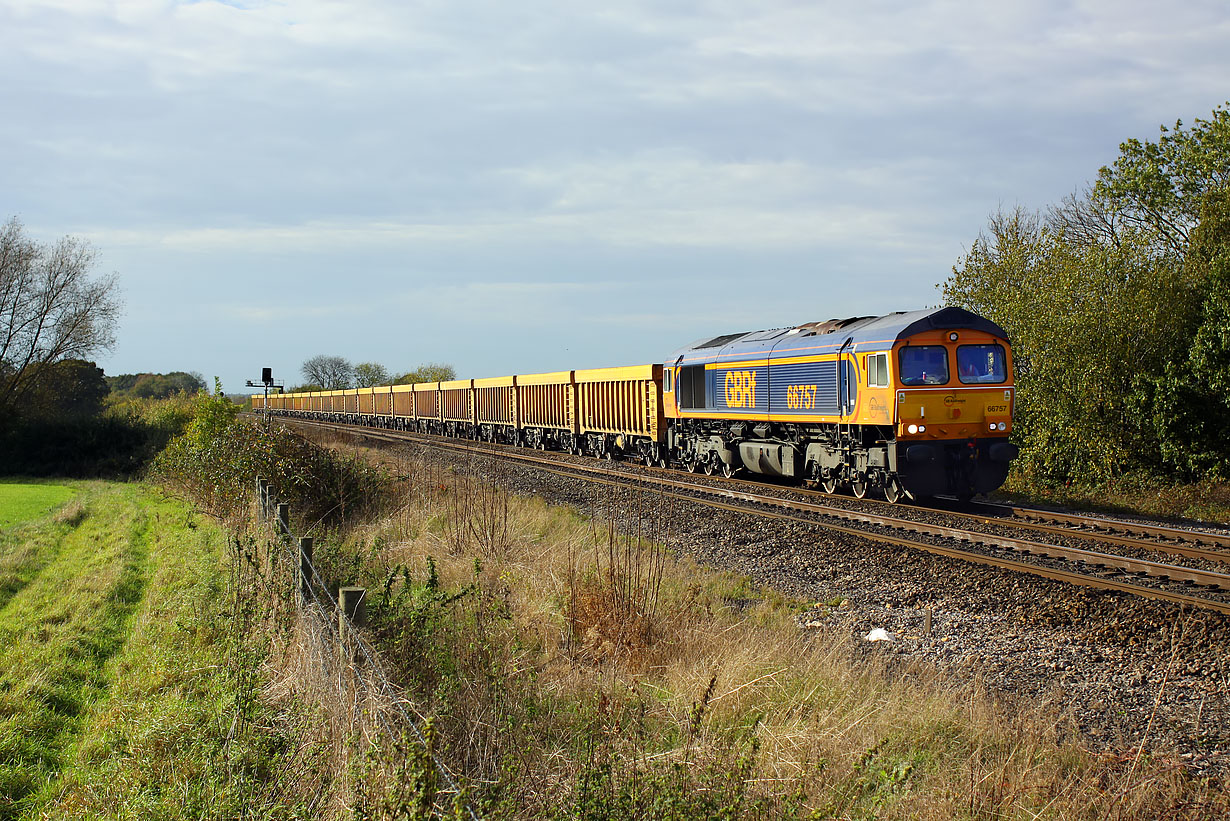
<box><xmin>0</xmin><ymin>480</ymin><xmax>305</xmax><ymax>820</ymax></box>
<box><xmin>0</xmin><ymin>480</ymin><xmax>78</xmax><ymax>529</ymax></box>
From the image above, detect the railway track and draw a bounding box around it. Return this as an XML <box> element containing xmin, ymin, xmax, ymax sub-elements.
<box><xmin>805</xmin><ymin>488</ymin><xmax>1230</xmax><ymax>568</ymax></box>
<box><xmin>281</xmin><ymin>417</ymin><xmax>1230</xmax><ymax>615</ymax></box>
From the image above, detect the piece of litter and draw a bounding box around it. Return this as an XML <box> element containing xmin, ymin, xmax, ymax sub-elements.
<box><xmin>864</xmin><ymin>628</ymin><xmax>893</xmax><ymax>642</ymax></box>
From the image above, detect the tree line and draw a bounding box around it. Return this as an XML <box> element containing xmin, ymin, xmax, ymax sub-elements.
<box><xmin>943</xmin><ymin>102</ymin><xmax>1230</xmax><ymax>486</ymax></box>
<box><xmin>294</xmin><ymin>355</ymin><xmax>455</xmax><ymax>391</ymax></box>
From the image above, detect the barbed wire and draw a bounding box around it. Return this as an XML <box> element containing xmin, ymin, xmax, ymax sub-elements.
<box><xmin>266</xmin><ymin>507</ymin><xmax>481</xmax><ymax>821</ymax></box>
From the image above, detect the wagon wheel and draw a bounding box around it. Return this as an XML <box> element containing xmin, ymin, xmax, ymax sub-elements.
<box><xmin>884</xmin><ymin>477</ymin><xmax>903</xmax><ymax>504</ymax></box>
<box><xmin>604</xmin><ymin>450</ymin><xmax>614</xmax><ymax>461</ymax></box>
<box><xmin>851</xmin><ymin>478</ymin><xmax>868</xmax><ymax>499</ymax></box>
<box><xmin>821</xmin><ymin>475</ymin><xmax>838</xmax><ymax>495</ymax></box>
<box><xmin>643</xmin><ymin>452</ymin><xmax>655</xmax><ymax>467</ymax></box>
<box><xmin>721</xmin><ymin>462</ymin><xmax>736</xmax><ymax>478</ymax></box>
<box><xmin>658</xmin><ymin>456</ymin><xmax>669</xmax><ymax>469</ymax></box>
<box><xmin>702</xmin><ymin>457</ymin><xmax>716</xmax><ymax>475</ymax></box>
<box><xmin>685</xmin><ymin>457</ymin><xmax>698</xmax><ymax>473</ymax></box>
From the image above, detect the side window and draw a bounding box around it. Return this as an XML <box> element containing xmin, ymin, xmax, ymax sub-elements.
<box><xmin>866</xmin><ymin>353</ymin><xmax>889</xmax><ymax>388</ymax></box>
<box><xmin>678</xmin><ymin>365</ymin><xmax>706</xmax><ymax>409</ymax></box>
<box><xmin>664</xmin><ymin>368</ymin><xmax>673</xmax><ymax>393</ymax></box>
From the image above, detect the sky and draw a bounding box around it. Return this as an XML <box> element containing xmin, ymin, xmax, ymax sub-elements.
<box><xmin>3</xmin><ymin>0</ymin><xmax>1229</xmax><ymax>393</ymax></box>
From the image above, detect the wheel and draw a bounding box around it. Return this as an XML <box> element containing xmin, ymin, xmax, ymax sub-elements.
<box><xmin>703</xmin><ymin>456</ymin><xmax>716</xmax><ymax>475</ymax></box>
<box><xmin>658</xmin><ymin>457</ymin><xmax>669</xmax><ymax>468</ymax></box>
<box><xmin>851</xmin><ymin>479</ymin><xmax>867</xmax><ymax>499</ymax></box>
<box><xmin>884</xmin><ymin>478</ymin><xmax>903</xmax><ymax>504</ymax></box>
<box><xmin>822</xmin><ymin>476</ymin><xmax>838</xmax><ymax>494</ymax></box>
<box><xmin>685</xmin><ymin>458</ymin><xmax>698</xmax><ymax>474</ymax></box>
<box><xmin>721</xmin><ymin>462</ymin><xmax>735</xmax><ymax>478</ymax></box>
<box><xmin>604</xmin><ymin>451</ymin><xmax>614</xmax><ymax>461</ymax></box>
<box><xmin>643</xmin><ymin>452</ymin><xmax>655</xmax><ymax>467</ymax></box>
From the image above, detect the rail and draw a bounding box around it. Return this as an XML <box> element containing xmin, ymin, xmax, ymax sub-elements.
<box><xmin>281</xmin><ymin>417</ymin><xmax>1230</xmax><ymax>616</ymax></box>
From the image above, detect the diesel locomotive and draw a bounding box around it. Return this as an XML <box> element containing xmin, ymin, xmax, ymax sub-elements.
<box><xmin>256</xmin><ymin>306</ymin><xmax>1018</xmax><ymax>501</ymax></box>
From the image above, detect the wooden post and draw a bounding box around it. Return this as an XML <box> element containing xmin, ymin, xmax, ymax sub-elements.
<box><xmin>339</xmin><ymin>586</ymin><xmax>368</xmax><ymax>628</ymax></box>
<box><xmin>298</xmin><ymin>537</ymin><xmax>313</xmax><ymax>605</ymax></box>
<box><xmin>924</xmin><ymin>608</ymin><xmax>933</xmax><ymax>636</ymax></box>
<box><xmin>276</xmin><ymin>503</ymin><xmax>290</xmax><ymax>538</ymax></box>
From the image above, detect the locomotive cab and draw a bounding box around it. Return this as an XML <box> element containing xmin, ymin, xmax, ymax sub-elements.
<box><xmin>891</xmin><ymin>327</ymin><xmax>1018</xmax><ymax>499</ymax></box>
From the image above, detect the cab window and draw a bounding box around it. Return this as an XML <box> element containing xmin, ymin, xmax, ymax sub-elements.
<box><xmin>664</xmin><ymin>368</ymin><xmax>673</xmax><ymax>392</ymax></box>
<box><xmin>957</xmin><ymin>344</ymin><xmax>1007</xmax><ymax>384</ymax></box>
<box><xmin>899</xmin><ymin>346</ymin><xmax>949</xmax><ymax>385</ymax></box>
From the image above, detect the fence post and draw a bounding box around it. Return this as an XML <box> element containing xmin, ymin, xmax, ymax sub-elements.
<box><xmin>339</xmin><ymin>586</ymin><xmax>368</xmax><ymax>628</ymax></box>
<box><xmin>298</xmin><ymin>537</ymin><xmax>313</xmax><ymax>605</ymax></box>
<box><xmin>276</xmin><ymin>503</ymin><xmax>290</xmax><ymax>539</ymax></box>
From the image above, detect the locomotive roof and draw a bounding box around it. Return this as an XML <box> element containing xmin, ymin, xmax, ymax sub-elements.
<box><xmin>668</xmin><ymin>306</ymin><xmax>1008</xmax><ymax>363</ymax></box>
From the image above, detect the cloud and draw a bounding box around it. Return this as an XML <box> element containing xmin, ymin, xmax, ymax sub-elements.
<box><xmin>4</xmin><ymin>0</ymin><xmax>1230</xmax><ymax>389</ymax></box>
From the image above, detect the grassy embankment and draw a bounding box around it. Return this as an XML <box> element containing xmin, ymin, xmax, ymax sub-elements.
<box><xmin>292</xmin><ymin>437</ymin><xmax>1229</xmax><ymax>820</ymax></box>
<box><xmin>0</xmin><ymin>480</ymin><xmax>307</xmax><ymax>820</ymax></box>
<box><xmin>997</xmin><ymin>473</ymin><xmax>1230</xmax><ymax>524</ymax></box>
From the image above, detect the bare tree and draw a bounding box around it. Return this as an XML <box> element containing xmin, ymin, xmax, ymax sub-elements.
<box><xmin>301</xmin><ymin>354</ymin><xmax>354</xmax><ymax>389</ymax></box>
<box><xmin>353</xmin><ymin>361</ymin><xmax>390</xmax><ymax>388</ymax></box>
<box><xmin>0</xmin><ymin>217</ymin><xmax>122</xmax><ymax>416</ymax></box>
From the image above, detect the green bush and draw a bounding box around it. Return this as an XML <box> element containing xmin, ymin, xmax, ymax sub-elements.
<box><xmin>152</xmin><ymin>388</ymin><xmax>390</xmax><ymax>526</ymax></box>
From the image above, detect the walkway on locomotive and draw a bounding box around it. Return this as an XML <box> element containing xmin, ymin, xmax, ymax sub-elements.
<box><xmin>662</xmin><ymin>306</ymin><xmax>1014</xmax><ymax>441</ymax></box>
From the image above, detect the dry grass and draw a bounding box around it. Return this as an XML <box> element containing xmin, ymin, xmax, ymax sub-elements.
<box><xmin>272</xmin><ymin>435</ymin><xmax>1228</xmax><ymax>820</ymax></box>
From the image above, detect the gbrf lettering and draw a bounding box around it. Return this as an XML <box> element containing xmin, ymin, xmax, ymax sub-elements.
<box><xmin>724</xmin><ymin>371</ymin><xmax>757</xmax><ymax>408</ymax></box>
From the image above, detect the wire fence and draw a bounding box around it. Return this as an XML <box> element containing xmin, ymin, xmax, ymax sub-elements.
<box><xmin>256</xmin><ymin>476</ymin><xmax>480</xmax><ymax>821</ymax></box>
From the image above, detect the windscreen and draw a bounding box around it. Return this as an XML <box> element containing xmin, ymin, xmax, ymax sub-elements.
<box><xmin>899</xmin><ymin>346</ymin><xmax>949</xmax><ymax>385</ymax></box>
<box><xmin>956</xmin><ymin>344</ymin><xmax>1007</xmax><ymax>384</ymax></box>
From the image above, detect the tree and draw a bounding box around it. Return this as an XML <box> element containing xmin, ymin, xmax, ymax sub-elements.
<box><xmin>394</xmin><ymin>363</ymin><xmax>456</xmax><ymax>384</ymax></box>
<box><xmin>1142</xmin><ymin>187</ymin><xmax>1230</xmax><ymax>478</ymax></box>
<box><xmin>24</xmin><ymin>359</ymin><xmax>109</xmax><ymax>420</ymax></box>
<box><xmin>944</xmin><ymin>103</ymin><xmax>1230</xmax><ymax>486</ymax></box>
<box><xmin>107</xmin><ymin>371</ymin><xmax>206</xmax><ymax>400</ymax></box>
<box><xmin>301</xmin><ymin>355</ymin><xmax>354</xmax><ymax>390</ymax></box>
<box><xmin>353</xmin><ymin>361</ymin><xmax>391</xmax><ymax>388</ymax></box>
<box><xmin>0</xmin><ymin>217</ymin><xmax>122</xmax><ymax>418</ymax></box>
<box><xmin>1091</xmin><ymin>103</ymin><xmax>1230</xmax><ymax>256</ymax></box>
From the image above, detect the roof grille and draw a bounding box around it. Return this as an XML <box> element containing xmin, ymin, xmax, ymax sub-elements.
<box><xmin>794</xmin><ymin>316</ymin><xmax>874</xmax><ymax>336</ymax></box>
<box><xmin>695</xmin><ymin>332</ymin><xmax>747</xmax><ymax>349</ymax></box>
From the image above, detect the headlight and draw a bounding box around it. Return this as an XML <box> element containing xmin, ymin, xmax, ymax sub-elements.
<box><xmin>918</xmin><ymin>424</ymin><xmax>926</xmax><ymax>433</ymax></box>
<box><xmin>989</xmin><ymin>423</ymin><xmax>997</xmax><ymax>432</ymax></box>
<box><xmin>907</xmin><ymin>424</ymin><xmax>918</xmax><ymax>434</ymax></box>
<box><xmin>998</xmin><ymin>422</ymin><xmax>1007</xmax><ymax>431</ymax></box>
